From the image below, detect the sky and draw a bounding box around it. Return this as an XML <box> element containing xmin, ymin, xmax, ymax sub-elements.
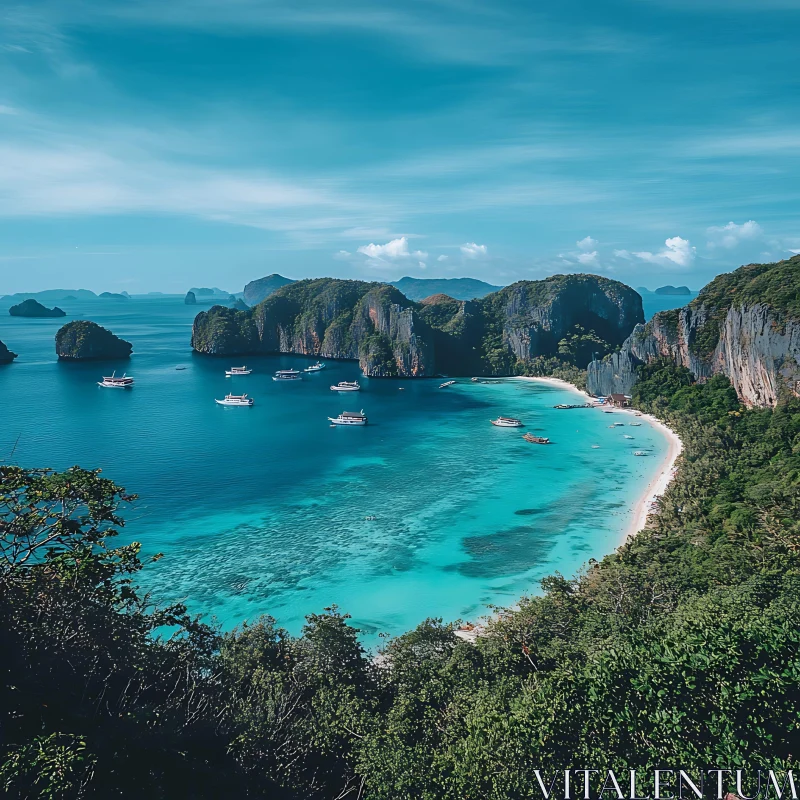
<box><xmin>1</xmin><ymin>0</ymin><xmax>799</xmax><ymax>295</ymax></box>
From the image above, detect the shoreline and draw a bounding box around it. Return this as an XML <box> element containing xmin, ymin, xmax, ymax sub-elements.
<box><xmin>518</xmin><ymin>376</ymin><xmax>683</xmax><ymax>544</ymax></box>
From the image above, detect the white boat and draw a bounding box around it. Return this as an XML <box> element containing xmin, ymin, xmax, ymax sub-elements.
<box><xmin>273</xmin><ymin>369</ymin><xmax>301</xmax><ymax>381</ymax></box>
<box><xmin>226</xmin><ymin>366</ymin><xmax>252</xmax><ymax>376</ymax></box>
<box><xmin>216</xmin><ymin>393</ymin><xmax>254</xmax><ymax>407</ymax></box>
<box><xmin>491</xmin><ymin>416</ymin><xmax>523</xmax><ymax>427</ymax></box>
<box><xmin>630</xmin><ymin>422</ymin><xmax>642</xmax><ymax>426</ymax></box>
<box><xmin>328</xmin><ymin>410</ymin><xmax>368</xmax><ymax>426</ymax></box>
<box><xmin>98</xmin><ymin>372</ymin><xmax>134</xmax><ymax>388</ymax></box>
<box><xmin>633</xmin><ymin>450</ymin><xmax>648</xmax><ymax>456</ymax></box>
<box><xmin>439</xmin><ymin>380</ymin><xmax>456</xmax><ymax>388</ymax></box>
<box><xmin>330</xmin><ymin>381</ymin><xmax>360</xmax><ymax>392</ymax></box>
<box><xmin>304</xmin><ymin>361</ymin><xmax>326</xmax><ymax>372</ymax></box>
<box><xmin>591</xmin><ymin>445</ymin><xmax>601</xmax><ymax>449</ymax></box>
<box><xmin>623</xmin><ymin>435</ymin><xmax>634</xmax><ymax>439</ymax></box>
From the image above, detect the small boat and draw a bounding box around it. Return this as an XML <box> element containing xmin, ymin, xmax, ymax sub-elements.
<box><xmin>331</xmin><ymin>381</ymin><xmax>360</xmax><ymax>392</ymax></box>
<box><xmin>439</xmin><ymin>380</ymin><xmax>456</xmax><ymax>388</ymax></box>
<box><xmin>273</xmin><ymin>369</ymin><xmax>301</xmax><ymax>381</ymax></box>
<box><xmin>630</xmin><ymin>422</ymin><xmax>642</xmax><ymax>427</ymax></box>
<box><xmin>98</xmin><ymin>372</ymin><xmax>134</xmax><ymax>388</ymax></box>
<box><xmin>216</xmin><ymin>393</ymin><xmax>254</xmax><ymax>407</ymax></box>
<box><xmin>491</xmin><ymin>416</ymin><xmax>523</xmax><ymax>427</ymax></box>
<box><xmin>591</xmin><ymin>445</ymin><xmax>600</xmax><ymax>449</ymax></box>
<box><xmin>328</xmin><ymin>409</ymin><xmax>368</xmax><ymax>426</ymax></box>
<box><xmin>523</xmin><ymin>433</ymin><xmax>550</xmax><ymax>444</ymax></box>
<box><xmin>226</xmin><ymin>366</ymin><xmax>252</xmax><ymax>376</ymax></box>
<box><xmin>304</xmin><ymin>361</ymin><xmax>326</xmax><ymax>372</ymax></box>
<box><xmin>471</xmin><ymin>377</ymin><xmax>480</xmax><ymax>382</ymax></box>
<box><xmin>608</xmin><ymin>425</ymin><xmax>617</xmax><ymax>428</ymax></box>
<box><xmin>175</xmin><ymin>366</ymin><xmax>186</xmax><ymax>371</ymax></box>
<box><xmin>398</xmin><ymin>387</ymin><xmax>406</xmax><ymax>391</ymax></box>
<box><xmin>614</xmin><ymin>422</ymin><xmax>625</xmax><ymax>426</ymax></box>
<box><xmin>623</xmin><ymin>435</ymin><xmax>634</xmax><ymax>439</ymax></box>
<box><xmin>633</xmin><ymin>451</ymin><xmax>648</xmax><ymax>456</ymax></box>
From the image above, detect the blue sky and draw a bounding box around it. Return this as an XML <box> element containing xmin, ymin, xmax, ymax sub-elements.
<box><xmin>1</xmin><ymin>0</ymin><xmax>799</xmax><ymax>294</ymax></box>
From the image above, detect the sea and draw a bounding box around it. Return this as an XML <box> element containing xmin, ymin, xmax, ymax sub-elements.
<box><xmin>0</xmin><ymin>293</ymin><xmax>683</xmax><ymax>645</ymax></box>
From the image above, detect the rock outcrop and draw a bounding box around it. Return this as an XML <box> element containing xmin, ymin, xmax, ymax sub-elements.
<box><xmin>0</xmin><ymin>340</ymin><xmax>17</xmax><ymax>364</ymax></box>
<box><xmin>185</xmin><ymin>291</ymin><xmax>197</xmax><ymax>305</ymax></box>
<box><xmin>242</xmin><ymin>274</ymin><xmax>295</xmax><ymax>306</ymax></box>
<box><xmin>655</xmin><ymin>285</ymin><xmax>691</xmax><ymax>296</ymax></box>
<box><xmin>192</xmin><ymin>274</ymin><xmax>643</xmax><ymax>378</ymax></box>
<box><xmin>588</xmin><ymin>256</ymin><xmax>800</xmax><ymax>407</ymax></box>
<box><xmin>391</xmin><ymin>276</ymin><xmax>503</xmax><ymax>301</ymax></box>
<box><xmin>9</xmin><ymin>299</ymin><xmax>66</xmax><ymax>318</ymax></box>
<box><xmin>55</xmin><ymin>321</ymin><xmax>133</xmax><ymax>360</ymax></box>
<box><xmin>99</xmin><ymin>292</ymin><xmax>129</xmax><ymax>300</ymax></box>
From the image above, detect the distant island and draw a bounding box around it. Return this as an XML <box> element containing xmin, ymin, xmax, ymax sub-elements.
<box><xmin>185</xmin><ymin>291</ymin><xmax>197</xmax><ymax>305</ymax></box>
<box><xmin>189</xmin><ymin>287</ymin><xmax>231</xmax><ymax>299</ymax></box>
<box><xmin>99</xmin><ymin>292</ymin><xmax>129</xmax><ymax>300</ymax></box>
<box><xmin>655</xmin><ymin>285</ymin><xmax>692</xmax><ymax>295</ymax></box>
<box><xmin>0</xmin><ymin>339</ymin><xmax>17</xmax><ymax>364</ymax></box>
<box><xmin>390</xmin><ymin>276</ymin><xmax>503</xmax><ymax>301</ymax></box>
<box><xmin>55</xmin><ymin>321</ymin><xmax>133</xmax><ymax>360</ymax></box>
<box><xmin>1</xmin><ymin>289</ymin><xmax>98</xmax><ymax>303</ymax></box>
<box><xmin>9</xmin><ymin>299</ymin><xmax>66</xmax><ymax>318</ymax></box>
<box><xmin>242</xmin><ymin>274</ymin><xmax>295</xmax><ymax>306</ymax></box>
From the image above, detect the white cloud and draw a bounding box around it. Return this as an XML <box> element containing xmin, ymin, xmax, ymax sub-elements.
<box><xmin>577</xmin><ymin>235</ymin><xmax>597</xmax><ymax>251</ymax></box>
<box><xmin>613</xmin><ymin>249</ymin><xmax>631</xmax><ymax>259</ymax></box>
<box><xmin>577</xmin><ymin>250</ymin><xmax>598</xmax><ymax>265</ymax></box>
<box><xmin>418</xmin><ymin>261</ymin><xmax>427</xmax><ymax>269</ymax></box>
<box><xmin>333</xmin><ymin>250</ymin><xmax>351</xmax><ymax>260</ymax></box>
<box><xmin>460</xmin><ymin>242</ymin><xmax>488</xmax><ymax>258</ymax></box>
<box><xmin>790</xmin><ymin>249</ymin><xmax>800</xmax><ymax>255</ymax></box>
<box><xmin>356</xmin><ymin>236</ymin><xmax>427</xmax><ymax>261</ymax></box>
<box><xmin>634</xmin><ymin>236</ymin><xmax>695</xmax><ymax>268</ymax></box>
<box><xmin>437</xmin><ymin>254</ymin><xmax>448</xmax><ymax>262</ymax></box>
<box><xmin>706</xmin><ymin>220</ymin><xmax>762</xmax><ymax>250</ymax></box>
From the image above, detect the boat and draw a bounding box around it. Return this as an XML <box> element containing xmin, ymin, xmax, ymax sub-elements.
<box><xmin>591</xmin><ymin>445</ymin><xmax>600</xmax><ymax>449</ymax></box>
<box><xmin>633</xmin><ymin>450</ymin><xmax>648</xmax><ymax>456</ymax></box>
<box><xmin>273</xmin><ymin>369</ymin><xmax>301</xmax><ymax>381</ymax></box>
<box><xmin>216</xmin><ymin>393</ymin><xmax>254</xmax><ymax>407</ymax></box>
<box><xmin>491</xmin><ymin>416</ymin><xmax>523</xmax><ymax>427</ymax></box>
<box><xmin>630</xmin><ymin>422</ymin><xmax>642</xmax><ymax>426</ymax></box>
<box><xmin>439</xmin><ymin>380</ymin><xmax>456</xmax><ymax>388</ymax></box>
<box><xmin>226</xmin><ymin>366</ymin><xmax>252</xmax><ymax>376</ymax></box>
<box><xmin>614</xmin><ymin>422</ymin><xmax>625</xmax><ymax>426</ymax></box>
<box><xmin>623</xmin><ymin>435</ymin><xmax>634</xmax><ymax>439</ymax></box>
<box><xmin>328</xmin><ymin>410</ymin><xmax>367</xmax><ymax>426</ymax></box>
<box><xmin>175</xmin><ymin>366</ymin><xmax>186</xmax><ymax>371</ymax></box>
<box><xmin>330</xmin><ymin>381</ymin><xmax>360</xmax><ymax>392</ymax></box>
<box><xmin>523</xmin><ymin>433</ymin><xmax>550</xmax><ymax>444</ymax></box>
<box><xmin>304</xmin><ymin>361</ymin><xmax>326</xmax><ymax>372</ymax></box>
<box><xmin>98</xmin><ymin>372</ymin><xmax>134</xmax><ymax>388</ymax></box>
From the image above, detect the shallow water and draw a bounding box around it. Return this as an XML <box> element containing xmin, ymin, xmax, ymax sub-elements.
<box><xmin>0</xmin><ymin>297</ymin><xmax>667</xmax><ymax>644</ymax></box>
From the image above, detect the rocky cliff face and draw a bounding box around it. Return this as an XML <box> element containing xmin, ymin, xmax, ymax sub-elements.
<box><xmin>55</xmin><ymin>321</ymin><xmax>133</xmax><ymax>360</ymax></box>
<box><xmin>587</xmin><ymin>256</ymin><xmax>800</xmax><ymax>406</ymax></box>
<box><xmin>192</xmin><ymin>274</ymin><xmax>643</xmax><ymax>378</ymax></box>
<box><xmin>0</xmin><ymin>340</ymin><xmax>17</xmax><ymax>364</ymax></box>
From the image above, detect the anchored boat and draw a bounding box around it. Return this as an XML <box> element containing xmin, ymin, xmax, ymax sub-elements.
<box><xmin>491</xmin><ymin>416</ymin><xmax>523</xmax><ymax>427</ymax></box>
<box><xmin>439</xmin><ymin>380</ymin><xmax>456</xmax><ymax>388</ymax></box>
<box><xmin>328</xmin><ymin>410</ymin><xmax>368</xmax><ymax>426</ymax></box>
<box><xmin>226</xmin><ymin>366</ymin><xmax>252</xmax><ymax>376</ymax></box>
<box><xmin>273</xmin><ymin>369</ymin><xmax>301</xmax><ymax>381</ymax></box>
<box><xmin>331</xmin><ymin>381</ymin><xmax>361</xmax><ymax>392</ymax></box>
<box><xmin>98</xmin><ymin>372</ymin><xmax>134</xmax><ymax>388</ymax></box>
<box><xmin>216</xmin><ymin>393</ymin><xmax>254</xmax><ymax>407</ymax></box>
<box><xmin>523</xmin><ymin>433</ymin><xmax>550</xmax><ymax>444</ymax></box>
<box><xmin>304</xmin><ymin>361</ymin><xmax>326</xmax><ymax>372</ymax></box>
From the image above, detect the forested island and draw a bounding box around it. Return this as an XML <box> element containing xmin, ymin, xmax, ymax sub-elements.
<box><xmin>2</xmin><ymin>256</ymin><xmax>800</xmax><ymax>797</ymax></box>
<box><xmin>9</xmin><ymin>299</ymin><xmax>66</xmax><ymax>318</ymax></box>
<box><xmin>55</xmin><ymin>321</ymin><xmax>133</xmax><ymax>360</ymax></box>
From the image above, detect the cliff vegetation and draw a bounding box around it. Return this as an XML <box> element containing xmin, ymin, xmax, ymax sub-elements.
<box><xmin>55</xmin><ymin>321</ymin><xmax>133</xmax><ymax>360</ymax></box>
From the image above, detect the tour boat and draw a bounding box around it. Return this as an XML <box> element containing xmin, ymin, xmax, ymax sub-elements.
<box><xmin>491</xmin><ymin>416</ymin><xmax>523</xmax><ymax>427</ymax></box>
<box><xmin>439</xmin><ymin>380</ymin><xmax>456</xmax><ymax>388</ymax></box>
<box><xmin>522</xmin><ymin>433</ymin><xmax>550</xmax><ymax>444</ymax></box>
<box><xmin>98</xmin><ymin>372</ymin><xmax>134</xmax><ymax>388</ymax></box>
<box><xmin>328</xmin><ymin>410</ymin><xmax>368</xmax><ymax>426</ymax></box>
<box><xmin>216</xmin><ymin>393</ymin><xmax>254</xmax><ymax>407</ymax></box>
<box><xmin>330</xmin><ymin>381</ymin><xmax>361</xmax><ymax>392</ymax></box>
<box><xmin>226</xmin><ymin>366</ymin><xmax>252</xmax><ymax>376</ymax></box>
<box><xmin>273</xmin><ymin>369</ymin><xmax>301</xmax><ymax>381</ymax></box>
<box><xmin>304</xmin><ymin>361</ymin><xmax>326</xmax><ymax>372</ymax></box>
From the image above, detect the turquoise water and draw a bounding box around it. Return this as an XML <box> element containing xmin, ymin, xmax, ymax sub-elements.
<box><xmin>0</xmin><ymin>297</ymin><xmax>668</xmax><ymax>643</ymax></box>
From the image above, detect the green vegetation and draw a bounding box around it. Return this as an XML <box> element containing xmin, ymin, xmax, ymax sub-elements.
<box><xmin>55</xmin><ymin>321</ymin><xmax>133</xmax><ymax>360</ymax></box>
<box><xmin>4</xmin><ymin>359</ymin><xmax>800</xmax><ymax>797</ymax></box>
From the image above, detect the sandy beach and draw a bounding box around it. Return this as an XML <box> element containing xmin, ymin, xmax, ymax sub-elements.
<box><xmin>519</xmin><ymin>376</ymin><xmax>683</xmax><ymax>545</ymax></box>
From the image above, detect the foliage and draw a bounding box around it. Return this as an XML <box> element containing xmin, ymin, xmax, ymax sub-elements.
<box><xmin>5</xmin><ymin>361</ymin><xmax>800</xmax><ymax>797</ymax></box>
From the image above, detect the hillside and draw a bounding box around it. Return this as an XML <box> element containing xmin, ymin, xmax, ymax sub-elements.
<box><xmin>192</xmin><ymin>274</ymin><xmax>643</xmax><ymax>378</ymax></box>
<box><xmin>587</xmin><ymin>254</ymin><xmax>800</xmax><ymax>405</ymax></box>
<box><xmin>390</xmin><ymin>276</ymin><xmax>503</xmax><ymax>301</ymax></box>
<box><xmin>242</xmin><ymin>274</ymin><xmax>295</xmax><ymax>306</ymax></box>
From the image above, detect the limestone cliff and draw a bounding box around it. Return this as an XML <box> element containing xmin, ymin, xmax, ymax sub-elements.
<box><xmin>55</xmin><ymin>321</ymin><xmax>133</xmax><ymax>360</ymax></box>
<box><xmin>192</xmin><ymin>274</ymin><xmax>643</xmax><ymax>379</ymax></box>
<box><xmin>587</xmin><ymin>256</ymin><xmax>800</xmax><ymax>406</ymax></box>
<box><xmin>0</xmin><ymin>340</ymin><xmax>17</xmax><ymax>364</ymax></box>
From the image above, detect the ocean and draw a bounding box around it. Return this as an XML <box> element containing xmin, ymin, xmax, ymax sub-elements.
<box><xmin>0</xmin><ymin>296</ymin><xmax>669</xmax><ymax>644</ymax></box>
